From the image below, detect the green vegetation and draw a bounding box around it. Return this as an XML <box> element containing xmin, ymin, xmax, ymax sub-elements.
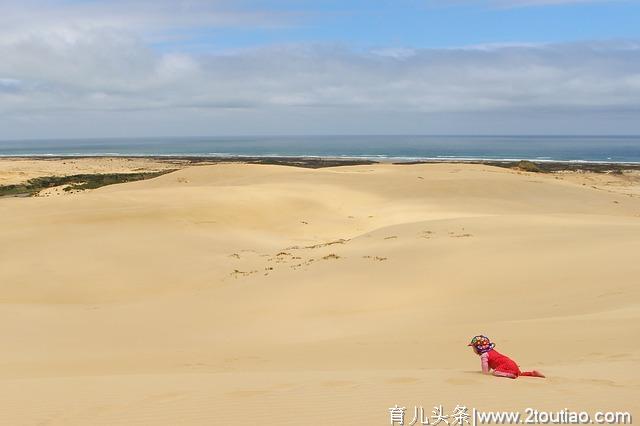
<box><xmin>0</xmin><ymin>171</ymin><xmax>174</xmax><ymax>197</ymax></box>
<box><xmin>514</xmin><ymin>160</ymin><xmax>544</xmax><ymax>173</ymax></box>
<box><xmin>397</xmin><ymin>159</ymin><xmax>640</xmax><ymax>174</ymax></box>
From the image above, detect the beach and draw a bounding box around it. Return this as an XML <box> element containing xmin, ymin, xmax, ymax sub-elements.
<box><xmin>0</xmin><ymin>158</ymin><xmax>638</xmax><ymax>425</ymax></box>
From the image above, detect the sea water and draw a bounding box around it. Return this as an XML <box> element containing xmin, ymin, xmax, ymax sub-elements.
<box><xmin>0</xmin><ymin>135</ymin><xmax>639</xmax><ymax>163</ymax></box>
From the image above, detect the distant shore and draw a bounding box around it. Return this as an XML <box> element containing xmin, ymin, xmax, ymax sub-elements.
<box><xmin>2</xmin><ymin>155</ymin><xmax>640</xmax><ymax>198</ymax></box>
<box><xmin>3</xmin><ymin>154</ymin><xmax>640</xmax><ymax>171</ymax></box>
<box><xmin>2</xmin><ymin>135</ymin><xmax>639</xmax><ymax>164</ymax></box>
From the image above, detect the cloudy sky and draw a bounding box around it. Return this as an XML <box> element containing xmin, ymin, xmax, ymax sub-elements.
<box><xmin>1</xmin><ymin>0</ymin><xmax>639</xmax><ymax>139</ymax></box>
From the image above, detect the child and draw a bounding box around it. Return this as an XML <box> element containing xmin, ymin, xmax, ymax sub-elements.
<box><xmin>468</xmin><ymin>335</ymin><xmax>545</xmax><ymax>379</ymax></box>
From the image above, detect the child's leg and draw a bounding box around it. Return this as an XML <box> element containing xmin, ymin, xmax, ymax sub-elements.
<box><xmin>493</xmin><ymin>370</ymin><xmax>517</xmax><ymax>379</ymax></box>
<box><xmin>520</xmin><ymin>370</ymin><xmax>545</xmax><ymax>378</ymax></box>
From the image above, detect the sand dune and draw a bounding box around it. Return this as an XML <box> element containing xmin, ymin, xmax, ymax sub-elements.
<box><xmin>0</xmin><ymin>157</ymin><xmax>184</xmax><ymax>186</ymax></box>
<box><xmin>0</xmin><ymin>163</ymin><xmax>638</xmax><ymax>425</ymax></box>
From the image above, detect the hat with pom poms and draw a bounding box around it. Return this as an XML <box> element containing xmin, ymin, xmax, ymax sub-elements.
<box><xmin>468</xmin><ymin>335</ymin><xmax>495</xmax><ymax>354</ymax></box>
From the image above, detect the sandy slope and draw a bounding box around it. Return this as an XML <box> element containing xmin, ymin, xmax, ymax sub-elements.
<box><xmin>0</xmin><ymin>163</ymin><xmax>638</xmax><ymax>425</ymax></box>
<box><xmin>0</xmin><ymin>157</ymin><xmax>184</xmax><ymax>186</ymax></box>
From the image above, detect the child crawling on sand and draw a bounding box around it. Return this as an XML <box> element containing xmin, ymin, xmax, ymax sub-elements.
<box><xmin>469</xmin><ymin>335</ymin><xmax>545</xmax><ymax>379</ymax></box>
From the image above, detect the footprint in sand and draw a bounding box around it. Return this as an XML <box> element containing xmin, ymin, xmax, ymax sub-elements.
<box><xmin>448</xmin><ymin>230</ymin><xmax>473</xmax><ymax>238</ymax></box>
<box><xmin>231</xmin><ymin>269</ymin><xmax>258</xmax><ymax>278</ymax></box>
<box><xmin>270</xmin><ymin>252</ymin><xmax>293</xmax><ymax>263</ymax></box>
<box><xmin>363</xmin><ymin>255</ymin><xmax>387</xmax><ymax>261</ymax></box>
<box><xmin>294</xmin><ymin>239</ymin><xmax>350</xmax><ymax>250</ymax></box>
<box><xmin>322</xmin><ymin>253</ymin><xmax>341</xmax><ymax>260</ymax></box>
<box><xmin>384</xmin><ymin>236</ymin><xmax>397</xmax><ymax>240</ymax></box>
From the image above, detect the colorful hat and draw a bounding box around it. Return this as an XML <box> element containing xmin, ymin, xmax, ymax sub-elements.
<box><xmin>468</xmin><ymin>335</ymin><xmax>495</xmax><ymax>353</ymax></box>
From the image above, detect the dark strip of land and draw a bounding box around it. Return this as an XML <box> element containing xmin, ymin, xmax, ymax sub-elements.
<box><xmin>6</xmin><ymin>155</ymin><xmax>640</xmax><ymax>171</ymax></box>
<box><xmin>416</xmin><ymin>159</ymin><xmax>640</xmax><ymax>174</ymax></box>
<box><xmin>0</xmin><ymin>171</ymin><xmax>174</xmax><ymax>197</ymax></box>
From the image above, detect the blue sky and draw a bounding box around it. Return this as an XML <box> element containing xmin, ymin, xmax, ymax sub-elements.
<box><xmin>150</xmin><ymin>1</ymin><xmax>640</xmax><ymax>52</ymax></box>
<box><xmin>0</xmin><ymin>0</ymin><xmax>639</xmax><ymax>138</ymax></box>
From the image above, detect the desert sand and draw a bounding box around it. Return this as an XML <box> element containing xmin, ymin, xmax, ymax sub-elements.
<box><xmin>0</xmin><ymin>157</ymin><xmax>185</xmax><ymax>186</ymax></box>
<box><xmin>0</xmin><ymin>161</ymin><xmax>638</xmax><ymax>425</ymax></box>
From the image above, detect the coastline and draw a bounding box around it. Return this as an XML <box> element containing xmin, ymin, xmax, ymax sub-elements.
<box><xmin>2</xmin><ymin>154</ymin><xmax>640</xmax><ymax>169</ymax></box>
<box><xmin>1</xmin><ymin>135</ymin><xmax>639</xmax><ymax>164</ymax></box>
<box><xmin>3</xmin><ymin>155</ymin><xmax>640</xmax><ymax>199</ymax></box>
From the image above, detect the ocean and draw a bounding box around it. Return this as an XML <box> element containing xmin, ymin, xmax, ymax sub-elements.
<box><xmin>0</xmin><ymin>135</ymin><xmax>639</xmax><ymax>163</ymax></box>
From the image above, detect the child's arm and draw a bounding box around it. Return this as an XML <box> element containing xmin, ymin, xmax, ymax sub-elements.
<box><xmin>480</xmin><ymin>353</ymin><xmax>490</xmax><ymax>374</ymax></box>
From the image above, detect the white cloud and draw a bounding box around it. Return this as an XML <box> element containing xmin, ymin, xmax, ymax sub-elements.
<box><xmin>0</xmin><ymin>1</ymin><xmax>639</xmax><ymax>137</ymax></box>
<box><xmin>2</xmin><ymin>33</ymin><xmax>639</xmax><ymax>114</ymax></box>
<box><xmin>0</xmin><ymin>0</ymin><xmax>292</xmax><ymax>34</ymax></box>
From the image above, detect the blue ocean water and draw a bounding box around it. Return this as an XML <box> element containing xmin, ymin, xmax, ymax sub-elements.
<box><xmin>0</xmin><ymin>135</ymin><xmax>639</xmax><ymax>163</ymax></box>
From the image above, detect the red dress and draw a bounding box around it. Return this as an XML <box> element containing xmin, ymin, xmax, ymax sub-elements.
<box><xmin>486</xmin><ymin>349</ymin><xmax>521</xmax><ymax>375</ymax></box>
<box><xmin>482</xmin><ymin>349</ymin><xmax>540</xmax><ymax>377</ymax></box>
